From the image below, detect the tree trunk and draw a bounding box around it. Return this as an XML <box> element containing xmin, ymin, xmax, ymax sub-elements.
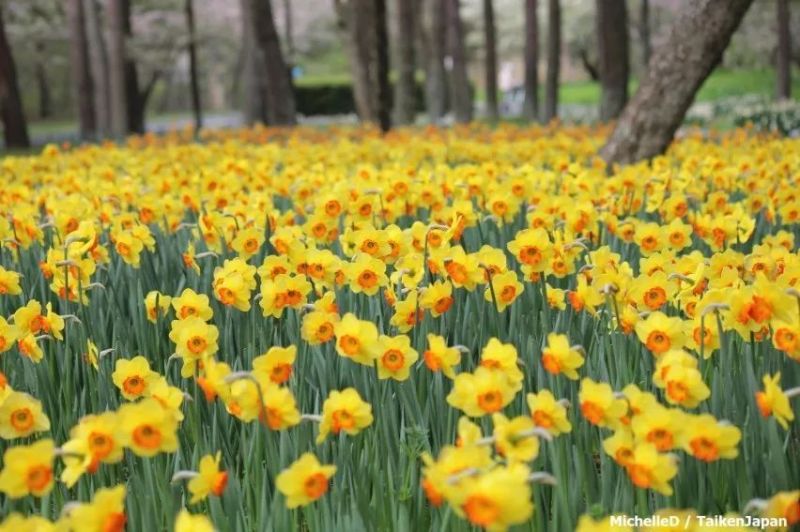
<box><xmin>282</xmin><ymin>0</ymin><xmax>293</xmax><ymax>61</ymax></box>
<box><xmin>422</xmin><ymin>0</ymin><xmax>447</xmax><ymax>123</ymax></box>
<box><xmin>393</xmin><ymin>0</ymin><xmax>417</xmax><ymax>125</ymax></box>
<box><xmin>240</xmin><ymin>0</ymin><xmax>268</xmax><ymax>124</ymax></box>
<box><xmin>446</xmin><ymin>0</ymin><xmax>472</xmax><ymax>123</ymax></box>
<box><xmin>543</xmin><ymin>0</ymin><xmax>560</xmax><ymax>122</ymax></box>
<box><xmin>639</xmin><ymin>0</ymin><xmax>651</xmax><ymax>72</ymax></box>
<box><xmin>185</xmin><ymin>0</ymin><xmax>203</xmax><ymax>132</ymax></box>
<box><xmin>335</xmin><ymin>0</ymin><xmax>377</xmax><ymax>121</ymax></box>
<box><xmin>776</xmin><ymin>0</ymin><xmax>791</xmax><ymax>100</ymax></box>
<box><xmin>597</xmin><ymin>0</ymin><xmax>629</xmax><ymax>121</ymax></box>
<box><xmin>251</xmin><ymin>0</ymin><xmax>296</xmax><ymax>125</ymax></box>
<box><xmin>34</xmin><ymin>43</ymin><xmax>52</xmax><ymax>119</ymax></box>
<box><xmin>483</xmin><ymin>0</ymin><xmax>498</xmax><ymax>121</ymax></box>
<box><xmin>84</xmin><ymin>0</ymin><xmax>111</xmax><ymax>137</ymax></box>
<box><xmin>67</xmin><ymin>0</ymin><xmax>96</xmax><ymax>139</ymax></box>
<box><xmin>0</xmin><ymin>5</ymin><xmax>30</xmax><ymax>148</ymax></box>
<box><xmin>600</xmin><ymin>0</ymin><xmax>754</xmax><ymax>166</ymax></box>
<box><xmin>374</xmin><ymin>0</ymin><xmax>392</xmax><ymax>131</ymax></box>
<box><xmin>106</xmin><ymin>0</ymin><xmax>128</xmax><ymax>138</ymax></box>
<box><xmin>121</xmin><ymin>0</ymin><xmax>144</xmax><ymax>134</ymax></box>
<box><xmin>522</xmin><ymin>0</ymin><xmax>538</xmax><ymax>121</ymax></box>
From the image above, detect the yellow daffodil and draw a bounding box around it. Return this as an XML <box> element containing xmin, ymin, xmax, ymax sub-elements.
<box><xmin>276</xmin><ymin>453</ymin><xmax>336</xmax><ymax>508</ymax></box>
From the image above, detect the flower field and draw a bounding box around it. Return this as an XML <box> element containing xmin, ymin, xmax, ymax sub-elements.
<box><xmin>0</xmin><ymin>124</ymin><xmax>798</xmax><ymax>531</ymax></box>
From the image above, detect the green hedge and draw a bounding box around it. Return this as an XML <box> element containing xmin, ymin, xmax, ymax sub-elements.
<box><xmin>294</xmin><ymin>82</ymin><xmax>426</xmax><ymax>116</ymax></box>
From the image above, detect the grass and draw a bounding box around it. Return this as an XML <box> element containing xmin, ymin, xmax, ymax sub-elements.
<box><xmin>558</xmin><ymin>68</ymin><xmax>800</xmax><ymax>105</ymax></box>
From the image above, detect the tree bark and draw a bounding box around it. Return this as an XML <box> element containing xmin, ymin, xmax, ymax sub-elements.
<box><xmin>483</xmin><ymin>0</ymin><xmax>498</xmax><ymax>121</ymax></box>
<box><xmin>251</xmin><ymin>0</ymin><xmax>295</xmax><ymax>125</ymax></box>
<box><xmin>240</xmin><ymin>0</ymin><xmax>268</xmax><ymax>124</ymax></box>
<box><xmin>446</xmin><ymin>0</ymin><xmax>472</xmax><ymax>123</ymax></box>
<box><xmin>543</xmin><ymin>0</ymin><xmax>560</xmax><ymax>122</ymax></box>
<box><xmin>375</xmin><ymin>0</ymin><xmax>392</xmax><ymax>131</ymax></box>
<box><xmin>422</xmin><ymin>0</ymin><xmax>447</xmax><ymax>123</ymax></box>
<box><xmin>393</xmin><ymin>0</ymin><xmax>417</xmax><ymax>125</ymax></box>
<box><xmin>0</xmin><ymin>5</ymin><xmax>30</xmax><ymax>148</ymax></box>
<box><xmin>34</xmin><ymin>43</ymin><xmax>52</xmax><ymax>119</ymax></box>
<box><xmin>106</xmin><ymin>0</ymin><xmax>128</xmax><ymax>138</ymax></box>
<box><xmin>639</xmin><ymin>0</ymin><xmax>651</xmax><ymax>72</ymax></box>
<box><xmin>185</xmin><ymin>0</ymin><xmax>203</xmax><ymax>132</ymax></box>
<box><xmin>597</xmin><ymin>0</ymin><xmax>629</xmax><ymax>121</ymax></box>
<box><xmin>67</xmin><ymin>0</ymin><xmax>96</xmax><ymax>139</ymax></box>
<box><xmin>282</xmin><ymin>0</ymin><xmax>294</xmax><ymax>61</ymax></box>
<box><xmin>776</xmin><ymin>0</ymin><xmax>791</xmax><ymax>100</ymax></box>
<box><xmin>600</xmin><ymin>0</ymin><xmax>754</xmax><ymax>166</ymax></box>
<box><xmin>84</xmin><ymin>0</ymin><xmax>111</xmax><ymax>137</ymax></box>
<box><xmin>522</xmin><ymin>0</ymin><xmax>538</xmax><ymax>121</ymax></box>
<box><xmin>122</xmin><ymin>0</ymin><xmax>144</xmax><ymax>134</ymax></box>
<box><xmin>335</xmin><ymin>0</ymin><xmax>377</xmax><ymax>121</ymax></box>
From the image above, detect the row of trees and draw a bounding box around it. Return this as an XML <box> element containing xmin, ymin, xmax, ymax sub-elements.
<box><xmin>0</xmin><ymin>0</ymin><xmax>791</xmax><ymax>163</ymax></box>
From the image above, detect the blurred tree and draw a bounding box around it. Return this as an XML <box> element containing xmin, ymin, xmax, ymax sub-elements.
<box><xmin>776</xmin><ymin>0</ymin><xmax>790</xmax><ymax>100</ymax></box>
<box><xmin>393</xmin><ymin>0</ymin><xmax>417</xmax><ymax>125</ymax></box>
<box><xmin>240</xmin><ymin>0</ymin><xmax>268</xmax><ymax>124</ymax></box>
<box><xmin>185</xmin><ymin>0</ymin><xmax>202</xmax><ymax>131</ymax></box>
<box><xmin>34</xmin><ymin>41</ymin><xmax>51</xmax><ymax>118</ymax></box>
<box><xmin>67</xmin><ymin>0</ymin><xmax>95</xmax><ymax>139</ymax></box>
<box><xmin>121</xmin><ymin>0</ymin><xmax>145</xmax><ymax>134</ymax></box>
<box><xmin>422</xmin><ymin>0</ymin><xmax>446</xmax><ymax>123</ymax></box>
<box><xmin>334</xmin><ymin>0</ymin><xmax>376</xmax><ymax>121</ymax></box>
<box><xmin>106</xmin><ymin>0</ymin><xmax>128</xmax><ymax>137</ymax></box>
<box><xmin>639</xmin><ymin>0</ymin><xmax>650</xmax><ymax>71</ymax></box>
<box><xmin>0</xmin><ymin>1</ymin><xmax>29</xmax><ymax>147</ymax></box>
<box><xmin>250</xmin><ymin>0</ymin><xmax>296</xmax><ymax>125</ymax></box>
<box><xmin>522</xmin><ymin>0</ymin><xmax>538</xmax><ymax>121</ymax></box>
<box><xmin>597</xmin><ymin>0</ymin><xmax>629</xmax><ymax>121</ymax></box>
<box><xmin>543</xmin><ymin>0</ymin><xmax>559</xmax><ymax>122</ymax></box>
<box><xmin>447</xmin><ymin>0</ymin><xmax>471</xmax><ymax>123</ymax></box>
<box><xmin>84</xmin><ymin>0</ymin><xmax>111</xmax><ymax>136</ymax></box>
<box><xmin>483</xmin><ymin>0</ymin><xmax>498</xmax><ymax>121</ymax></box>
<box><xmin>601</xmin><ymin>0</ymin><xmax>754</xmax><ymax>165</ymax></box>
<box><xmin>375</xmin><ymin>0</ymin><xmax>391</xmax><ymax>131</ymax></box>
<box><xmin>282</xmin><ymin>0</ymin><xmax>293</xmax><ymax>61</ymax></box>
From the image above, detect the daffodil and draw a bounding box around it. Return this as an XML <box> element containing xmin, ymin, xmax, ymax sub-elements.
<box><xmin>111</xmin><ymin>356</ymin><xmax>159</xmax><ymax>400</ymax></box>
<box><xmin>333</xmin><ymin>313</ymin><xmax>379</xmax><ymax>366</ymax></box>
<box><xmin>171</xmin><ymin>288</ymin><xmax>214</xmax><ymax>321</ymax></box>
<box><xmin>540</xmin><ymin>333</ymin><xmax>584</xmax><ymax>380</ymax></box>
<box><xmin>679</xmin><ymin>414</ymin><xmax>741</xmax><ymax>462</ymax></box>
<box><xmin>373</xmin><ymin>334</ymin><xmax>418</xmax><ymax>381</ymax></box>
<box><xmin>118</xmin><ymin>398</ymin><xmax>179</xmax><ymax>457</ymax></box>
<box><xmin>188</xmin><ymin>452</ymin><xmax>229</xmax><ymax>504</ymax></box>
<box><xmin>169</xmin><ymin>317</ymin><xmax>220</xmax><ymax>377</ymax></box>
<box><xmin>0</xmin><ymin>391</ymin><xmax>51</xmax><ymax>439</ymax></box>
<box><xmin>449</xmin><ymin>463</ymin><xmax>534</xmax><ymax>532</ymax></box>
<box><xmin>174</xmin><ymin>509</ymin><xmax>215</xmax><ymax>532</ymax></box>
<box><xmin>578</xmin><ymin>378</ymin><xmax>627</xmax><ymax>429</ymax></box>
<box><xmin>316</xmin><ymin>388</ymin><xmax>373</xmax><ymax>444</ymax></box>
<box><xmin>635</xmin><ymin>311</ymin><xmax>686</xmax><ymax>356</ymax></box>
<box><xmin>423</xmin><ymin>333</ymin><xmax>461</xmax><ymax>378</ymax></box>
<box><xmin>755</xmin><ymin>372</ymin><xmax>795</xmax><ymax>429</ymax></box>
<box><xmin>624</xmin><ymin>443</ymin><xmax>678</xmax><ymax>495</ymax></box>
<box><xmin>144</xmin><ymin>290</ymin><xmax>172</xmax><ymax>323</ymax></box>
<box><xmin>276</xmin><ymin>453</ymin><xmax>336</xmax><ymax>508</ymax></box>
<box><xmin>0</xmin><ymin>439</ymin><xmax>55</xmax><ymax>498</ymax></box>
<box><xmin>526</xmin><ymin>389</ymin><xmax>571</xmax><ymax>435</ymax></box>
<box><xmin>491</xmin><ymin>413</ymin><xmax>540</xmax><ymax>463</ymax></box>
<box><xmin>253</xmin><ymin>345</ymin><xmax>296</xmax><ymax>385</ymax></box>
<box><xmin>60</xmin><ymin>412</ymin><xmax>123</xmax><ymax>487</ymax></box>
<box><xmin>447</xmin><ymin>367</ymin><xmax>517</xmax><ymax>417</ymax></box>
<box><xmin>61</xmin><ymin>485</ymin><xmax>127</xmax><ymax>532</ymax></box>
